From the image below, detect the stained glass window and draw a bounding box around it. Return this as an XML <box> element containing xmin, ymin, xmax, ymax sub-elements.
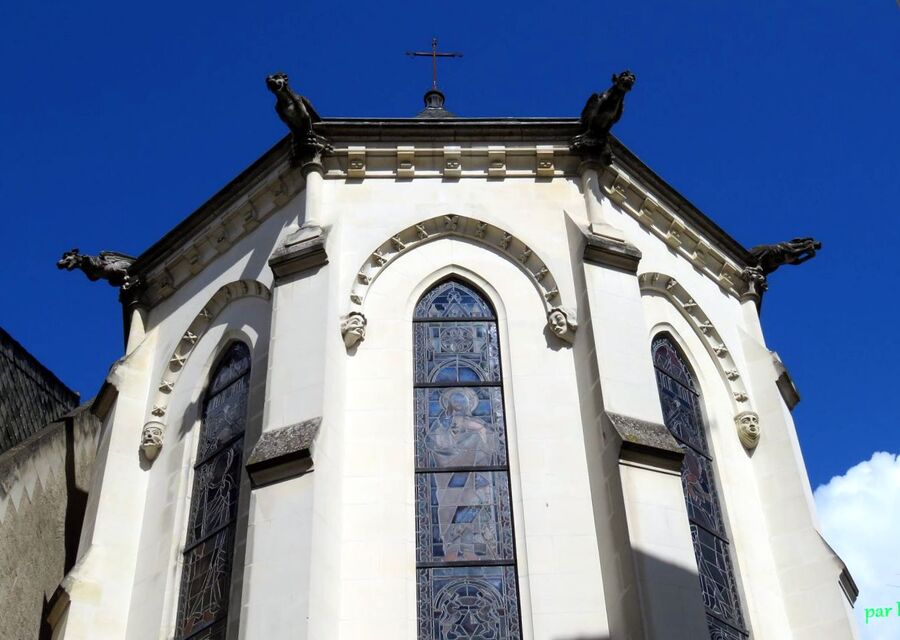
<box><xmin>414</xmin><ymin>280</ymin><xmax>522</xmax><ymax>640</ymax></box>
<box><xmin>652</xmin><ymin>335</ymin><xmax>747</xmax><ymax>639</ymax></box>
<box><xmin>175</xmin><ymin>342</ymin><xmax>251</xmax><ymax>640</ymax></box>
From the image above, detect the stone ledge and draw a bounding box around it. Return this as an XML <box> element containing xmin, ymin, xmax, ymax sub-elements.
<box><xmin>246</xmin><ymin>417</ymin><xmax>321</xmax><ymax>488</ymax></box>
<box><xmin>268</xmin><ymin>232</ymin><xmax>328</xmax><ymax>280</ymax></box>
<box><xmin>607</xmin><ymin>412</ymin><xmax>683</xmax><ymax>471</ymax></box>
<box><xmin>583</xmin><ymin>233</ymin><xmax>642</xmax><ymax>273</ymax></box>
<box><xmin>772</xmin><ymin>351</ymin><xmax>801</xmax><ymax>411</ymax></box>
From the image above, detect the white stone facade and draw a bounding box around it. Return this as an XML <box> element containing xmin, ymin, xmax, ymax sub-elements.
<box><xmin>53</xmin><ymin>120</ymin><xmax>859</xmax><ymax>640</ymax></box>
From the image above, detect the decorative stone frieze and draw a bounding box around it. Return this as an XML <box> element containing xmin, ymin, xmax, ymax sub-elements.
<box><xmin>145</xmin><ymin>280</ymin><xmax>270</xmax><ymax>456</ymax></box>
<box><xmin>347</xmin><ymin>215</ymin><xmax>571</xmax><ymax>328</ymax></box>
<box><xmin>639</xmin><ymin>273</ymin><xmax>751</xmax><ymax>413</ymax></box>
<box><xmin>141</xmin><ymin>158</ymin><xmax>302</xmax><ymax>306</ymax></box>
<box><xmin>135</xmin><ymin>142</ymin><xmax>755</xmax><ymax>308</ymax></box>
<box><xmin>734</xmin><ymin>411</ymin><xmax>760</xmax><ymax>450</ymax></box>
<box><xmin>602</xmin><ymin>168</ymin><xmax>750</xmax><ymax>299</ymax></box>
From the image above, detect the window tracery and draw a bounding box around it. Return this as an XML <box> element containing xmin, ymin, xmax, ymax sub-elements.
<box><xmin>414</xmin><ymin>280</ymin><xmax>522</xmax><ymax>639</ymax></box>
<box><xmin>651</xmin><ymin>335</ymin><xmax>747</xmax><ymax>640</ymax></box>
<box><xmin>175</xmin><ymin>342</ymin><xmax>251</xmax><ymax>640</ymax></box>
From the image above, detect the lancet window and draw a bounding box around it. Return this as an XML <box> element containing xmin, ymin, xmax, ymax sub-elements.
<box><xmin>651</xmin><ymin>334</ymin><xmax>748</xmax><ymax>640</ymax></box>
<box><xmin>175</xmin><ymin>342</ymin><xmax>251</xmax><ymax>640</ymax></box>
<box><xmin>413</xmin><ymin>279</ymin><xmax>522</xmax><ymax>640</ymax></box>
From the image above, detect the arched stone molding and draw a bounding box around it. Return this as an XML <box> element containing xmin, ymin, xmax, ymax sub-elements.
<box><xmin>639</xmin><ymin>272</ymin><xmax>751</xmax><ymax>412</ymax></box>
<box><xmin>346</xmin><ymin>215</ymin><xmax>569</xmax><ymax>342</ymax></box>
<box><xmin>141</xmin><ymin>279</ymin><xmax>271</xmax><ymax>459</ymax></box>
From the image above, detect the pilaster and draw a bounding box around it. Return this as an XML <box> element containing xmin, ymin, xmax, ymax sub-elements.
<box><xmin>241</xmin><ymin>159</ymin><xmax>345</xmax><ymax>639</ymax></box>
<box><xmin>58</xmin><ymin>330</ymin><xmax>157</xmax><ymax>640</ymax></box>
<box><xmin>738</xmin><ymin>326</ymin><xmax>858</xmax><ymax>639</ymax></box>
<box><xmin>573</xmin><ymin>194</ymin><xmax>709</xmax><ymax>637</ymax></box>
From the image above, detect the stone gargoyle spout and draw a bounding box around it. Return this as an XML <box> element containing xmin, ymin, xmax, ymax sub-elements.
<box><xmin>749</xmin><ymin>237</ymin><xmax>822</xmax><ymax>276</ymax></box>
<box><xmin>571</xmin><ymin>70</ymin><xmax>636</xmax><ymax>163</ymax></box>
<box><xmin>57</xmin><ymin>248</ymin><xmax>137</xmax><ymax>289</ymax></box>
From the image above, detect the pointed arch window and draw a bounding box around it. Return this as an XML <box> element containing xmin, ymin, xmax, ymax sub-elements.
<box><xmin>413</xmin><ymin>279</ymin><xmax>522</xmax><ymax>640</ymax></box>
<box><xmin>651</xmin><ymin>335</ymin><xmax>748</xmax><ymax>640</ymax></box>
<box><xmin>175</xmin><ymin>342</ymin><xmax>251</xmax><ymax>640</ymax></box>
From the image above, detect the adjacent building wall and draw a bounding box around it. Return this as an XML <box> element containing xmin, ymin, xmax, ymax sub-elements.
<box><xmin>0</xmin><ymin>405</ymin><xmax>100</xmax><ymax>640</ymax></box>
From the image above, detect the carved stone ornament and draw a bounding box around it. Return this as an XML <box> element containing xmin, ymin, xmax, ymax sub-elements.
<box><xmin>741</xmin><ymin>265</ymin><xmax>768</xmax><ymax>299</ymax></box>
<box><xmin>140</xmin><ymin>421</ymin><xmax>165</xmax><ymax>461</ymax></box>
<box><xmin>341</xmin><ymin>311</ymin><xmax>367</xmax><ymax>349</ymax></box>
<box><xmin>547</xmin><ymin>307</ymin><xmax>577</xmax><ymax>343</ymax></box>
<box><xmin>571</xmin><ymin>70</ymin><xmax>636</xmax><ymax>164</ymax></box>
<box><xmin>265</xmin><ymin>71</ymin><xmax>332</xmax><ymax>164</ymax></box>
<box><xmin>734</xmin><ymin>411</ymin><xmax>760</xmax><ymax>450</ymax></box>
<box><xmin>57</xmin><ymin>248</ymin><xmax>137</xmax><ymax>289</ymax></box>
<box><xmin>748</xmin><ymin>237</ymin><xmax>822</xmax><ymax>276</ymax></box>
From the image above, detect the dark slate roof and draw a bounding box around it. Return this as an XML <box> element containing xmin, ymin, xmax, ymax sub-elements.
<box><xmin>0</xmin><ymin>327</ymin><xmax>79</xmax><ymax>454</ymax></box>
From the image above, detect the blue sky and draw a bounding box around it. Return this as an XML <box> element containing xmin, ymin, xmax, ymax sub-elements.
<box><xmin>1</xmin><ymin>0</ymin><xmax>897</xmax><ymax>601</ymax></box>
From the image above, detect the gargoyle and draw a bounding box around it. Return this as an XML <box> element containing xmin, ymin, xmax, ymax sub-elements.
<box><xmin>265</xmin><ymin>72</ymin><xmax>331</xmax><ymax>161</ymax></box>
<box><xmin>571</xmin><ymin>70</ymin><xmax>636</xmax><ymax>163</ymax></box>
<box><xmin>57</xmin><ymin>248</ymin><xmax>136</xmax><ymax>289</ymax></box>
<box><xmin>748</xmin><ymin>237</ymin><xmax>822</xmax><ymax>276</ymax></box>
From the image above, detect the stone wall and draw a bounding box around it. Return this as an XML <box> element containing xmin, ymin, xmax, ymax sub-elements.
<box><xmin>0</xmin><ymin>404</ymin><xmax>100</xmax><ymax>640</ymax></box>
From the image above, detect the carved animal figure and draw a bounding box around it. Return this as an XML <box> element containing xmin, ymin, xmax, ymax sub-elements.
<box><xmin>749</xmin><ymin>237</ymin><xmax>822</xmax><ymax>275</ymax></box>
<box><xmin>265</xmin><ymin>72</ymin><xmax>321</xmax><ymax>141</ymax></box>
<box><xmin>57</xmin><ymin>248</ymin><xmax>136</xmax><ymax>288</ymax></box>
<box><xmin>571</xmin><ymin>70</ymin><xmax>636</xmax><ymax>161</ymax></box>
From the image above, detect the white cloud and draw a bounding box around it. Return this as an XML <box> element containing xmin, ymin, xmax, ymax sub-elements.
<box><xmin>814</xmin><ymin>452</ymin><xmax>900</xmax><ymax>639</ymax></box>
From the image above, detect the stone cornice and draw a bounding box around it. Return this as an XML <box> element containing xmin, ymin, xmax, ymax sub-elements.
<box><xmin>129</xmin><ymin>120</ymin><xmax>754</xmax><ymax>308</ymax></box>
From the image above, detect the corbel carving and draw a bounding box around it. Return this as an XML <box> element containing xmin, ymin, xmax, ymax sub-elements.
<box><xmin>443</xmin><ymin>146</ymin><xmax>462</xmax><ymax>178</ymax></box>
<box><xmin>735</xmin><ymin>411</ymin><xmax>760</xmax><ymax>450</ymax></box>
<box><xmin>488</xmin><ymin>146</ymin><xmax>506</xmax><ymax>178</ymax></box>
<box><xmin>140</xmin><ymin>421</ymin><xmax>165</xmax><ymax>461</ymax></box>
<box><xmin>341</xmin><ymin>311</ymin><xmax>367</xmax><ymax>349</ymax></box>
<box><xmin>347</xmin><ymin>146</ymin><xmax>366</xmax><ymax>178</ymax></box>
<box><xmin>547</xmin><ymin>307</ymin><xmax>577</xmax><ymax>344</ymax></box>
<box><xmin>397</xmin><ymin>146</ymin><xmax>415</xmax><ymax>178</ymax></box>
<box><xmin>536</xmin><ymin>145</ymin><xmax>555</xmax><ymax>177</ymax></box>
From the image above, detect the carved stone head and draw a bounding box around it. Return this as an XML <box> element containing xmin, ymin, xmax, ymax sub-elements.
<box><xmin>57</xmin><ymin>248</ymin><xmax>82</xmax><ymax>271</ymax></box>
<box><xmin>140</xmin><ymin>421</ymin><xmax>165</xmax><ymax>461</ymax></box>
<box><xmin>341</xmin><ymin>311</ymin><xmax>367</xmax><ymax>349</ymax></box>
<box><xmin>265</xmin><ymin>72</ymin><xmax>290</xmax><ymax>94</ymax></box>
<box><xmin>734</xmin><ymin>411</ymin><xmax>760</xmax><ymax>450</ymax></box>
<box><xmin>547</xmin><ymin>307</ymin><xmax>577</xmax><ymax>344</ymax></box>
<box><xmin>612</xmin><ymin>70</ymin><xmax>636</xmax><ymax>91</ymax></box>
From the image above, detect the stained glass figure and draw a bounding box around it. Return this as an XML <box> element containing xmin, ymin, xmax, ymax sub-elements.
<box><xmin>176</xmin><ymin>342</ymin><xmax>251</xmax><ymax>640</ymax></box>
<box><xmin>414</xmin><ymin>280</ymin><xmax>521</xmax><ymax>640</ymax></box>
<box><xmin>651</xmin><ymin>335</ymin><xmax>747</xmax><ymax>639</ymax></box>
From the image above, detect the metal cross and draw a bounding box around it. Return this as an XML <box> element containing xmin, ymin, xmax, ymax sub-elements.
<box><xmin>406</xmin><ymin>38</ymin><xmax>463</xmax><ymax>89</ymax></box>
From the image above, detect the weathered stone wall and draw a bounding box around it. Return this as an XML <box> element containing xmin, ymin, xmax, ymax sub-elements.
<box><xmin>0</xmin><ymin>404</ymin><xmax>100</xmax><ymax>640</ymax></box>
